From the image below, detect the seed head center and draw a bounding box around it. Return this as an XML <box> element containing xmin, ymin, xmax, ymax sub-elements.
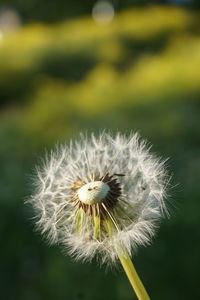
<box><xmin>78</xmin><ymin>181</ymin><xmax>110</xmax><ymax>205</ymax></box>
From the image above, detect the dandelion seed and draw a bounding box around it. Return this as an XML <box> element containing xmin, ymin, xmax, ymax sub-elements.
<box><xmin>28</xmin><ymin>132</ymin><xmax>170</xmax><ymax>300</ymax></box>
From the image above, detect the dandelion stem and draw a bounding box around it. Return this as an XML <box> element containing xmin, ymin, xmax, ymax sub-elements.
<box><xmin>118</xmin><ymin>253</ymin><xmax>151</xmax><ymax>300</ymax></box>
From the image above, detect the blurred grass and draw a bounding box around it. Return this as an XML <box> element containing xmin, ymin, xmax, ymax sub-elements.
<box><xmin>0</xmin><ymin>5</ymin><xmax>200</xmax><ymax>300</ymax></box>
<box><xmin>0</xmin><ymin>6</ymin><xmax>199</xmax><ymax>105</ymax></box>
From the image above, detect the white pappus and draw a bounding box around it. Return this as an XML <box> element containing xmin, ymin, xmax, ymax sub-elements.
<box><xmin>28</xmin><ymin>132</ymin><xmax>169</xmax><ymax>266</ymax></box>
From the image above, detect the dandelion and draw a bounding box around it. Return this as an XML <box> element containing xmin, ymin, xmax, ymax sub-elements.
<box><xmin>28</xmin><ymin>132</ymin><xmax>169</xmax><ymax>300</ymax></box>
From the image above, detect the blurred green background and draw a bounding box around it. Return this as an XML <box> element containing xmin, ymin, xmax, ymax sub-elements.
<box><xmin>0</xmin><ymin>1</ymin><xmax>200</xmax><ymax>299</ymax></box>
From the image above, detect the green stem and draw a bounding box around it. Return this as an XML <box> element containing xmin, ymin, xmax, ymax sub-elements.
<box><xmin>118</xmin><ymin>253</ymin><xmax>151</xmax><ymax>300</ymax></box>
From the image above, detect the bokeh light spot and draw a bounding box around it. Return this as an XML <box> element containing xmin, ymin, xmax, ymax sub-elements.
<box><xmin>0</xmin><ymin>9</ymin><xmax>21</xmax><ymax>33</ymax></box>
<box><xmin>92</xmin><ymin>1</ymin><xmax>115</xmax><ymax>25</ymax></box>
<box><xmin>0</xmin><ymin>30</ymin><xmax>3</xmax><ymax>41</ymax></box>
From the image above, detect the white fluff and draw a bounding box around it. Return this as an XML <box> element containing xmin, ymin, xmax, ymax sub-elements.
<box><xmin>28</xmin><ymin>132</ymin><xmax>169</xmax><ymax>265</ymax></box>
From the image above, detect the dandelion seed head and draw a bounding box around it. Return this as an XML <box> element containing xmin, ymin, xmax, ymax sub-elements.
<box><xmin>28</xmin><ymin>132</ymin><xmax>169</xmax><ymax>265</ymax></box>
